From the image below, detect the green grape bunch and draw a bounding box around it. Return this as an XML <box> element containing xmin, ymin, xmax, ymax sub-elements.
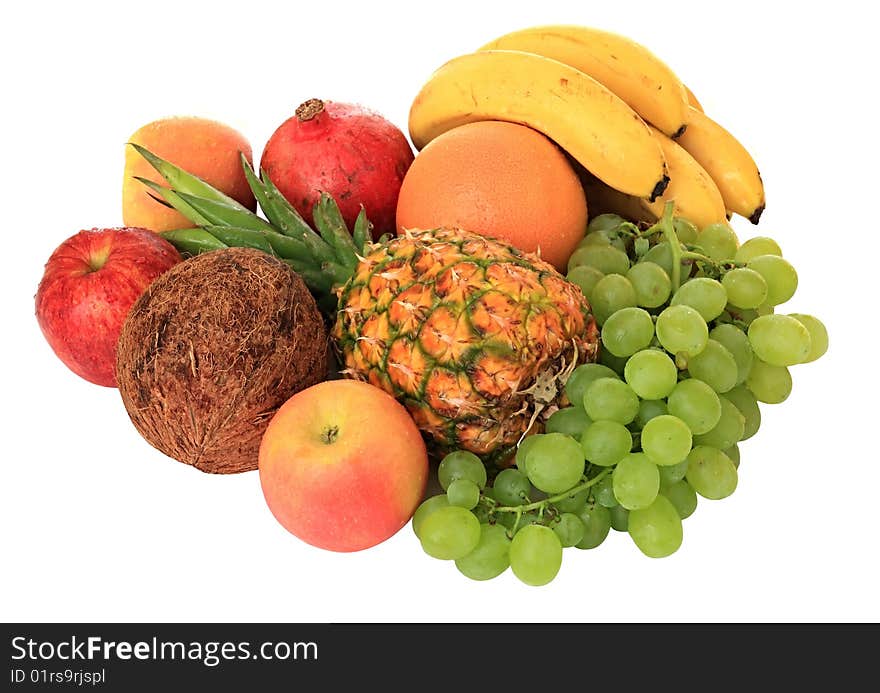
<box><xmin>412</xmin><ymin>204</ymin><xmax>828</xmax><ymax>587</ymax></box>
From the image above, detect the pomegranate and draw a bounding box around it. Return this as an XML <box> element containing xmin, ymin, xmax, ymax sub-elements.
<box><xmin>260</xmin><ymin>99</ymin><xmax>414</xmax><ymax>239</ymax></box>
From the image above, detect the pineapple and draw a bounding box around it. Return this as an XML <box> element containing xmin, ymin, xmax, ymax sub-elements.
<box><xmin>133</xmin><ymin>146</ymin><xmax>599</xmax><ymax>462</ymax></box>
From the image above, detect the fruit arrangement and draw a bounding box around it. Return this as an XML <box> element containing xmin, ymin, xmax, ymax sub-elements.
<box><xmin>34</xmin><ymin>23</ymin><xmax>827</xmax><ymax>587</ymax></box>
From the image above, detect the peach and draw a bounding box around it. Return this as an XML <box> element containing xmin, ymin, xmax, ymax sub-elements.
<box><xmin>258</xmin><ymin>380</ymin><xmax>429</xmax><ymax>552</ymax></box>
<box><xmin>122</xmin><ymin>116</ymin><xmax>256</xmax><ymax>232</ymax></box>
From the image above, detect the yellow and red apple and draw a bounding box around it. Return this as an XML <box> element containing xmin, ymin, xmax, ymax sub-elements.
<box><xmin>259</xmin><ymin>380</ymin><xmax>429</xmax><ymax>552</ymax></box>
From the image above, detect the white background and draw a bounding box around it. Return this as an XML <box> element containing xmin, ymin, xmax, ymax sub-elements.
<box><xmin>3</xmin><ymin>0</ymin><xmax>877</xmax><ymax>623</ymax></box>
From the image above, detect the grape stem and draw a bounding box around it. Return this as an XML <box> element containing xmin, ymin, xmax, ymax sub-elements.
<box><xmin>657</xmin><ymin>202</ymin><xmax>682</xmax><ymax>291</ymax></box>
<box><xmin>489</xmin><ymin>469</ymin><xmax>611</xmax><ymax>514</ymax></box>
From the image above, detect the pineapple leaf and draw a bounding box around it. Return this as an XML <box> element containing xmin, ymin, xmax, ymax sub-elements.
<box><xmin>130</xmin><ymin>143</ymin><xmax>250</xmax><ymax>211</ymax></box>
<box><xmin>239</xmin><ymin>154</ymin><xmax>335</xmax><ymax>265</ymax></box>
<box><xmin>175</xmin><ymin>192</ymin><xmax>276</xmax><ymax>233</ymax></box>
<box><xmin>134</xmin><ymin>177</ymin><xmax>210</xmax><ymax>226</ymax></box>
<box><xmin>351</xmin><ymin>207</ymin><xmax>372</xmax><ymax>254</ymax></box>
<box><xmin>312</xmin><ymin>194</ymin><xmax>359</xmax><ymax>270</ymax></box>
<box><xmin>160</xmin><ymin>228</ymin><xmax>228</xmax><ymax>256</ymax></box>
<box><xmin>200</xmin><ymin>226</ymin><xmax>278</xmax><ymax>256</ymax></box>
<box><xmin>258</xmin><ymin>230</ymin><xmax>313</xmax><ymax>264</ymax></box>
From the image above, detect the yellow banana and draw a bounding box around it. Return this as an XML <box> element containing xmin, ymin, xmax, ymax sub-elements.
<box><xmin>579</xmin><ymin>171</ymin><xmax>657</xmax><ymax>225</ymax></box>
<box><xmin>676</xmin><ymin>106</ymin><xmax>765</xmax><ymax>223</ymax></box>
<box><xmin>479</xmin><ymin>25</ymin><xmax>690</xmax><ymax>139</ymax></box>
<box><xmin>684</xmin><ymin>85</ymin><xmax>704</xmax><ymax>112</ymax></box>
<box><xmin>641</xmin><ymin>126</ymin><xmax>728</xmax><ymax>230</ymax></box>
<box><xmin>408</xmin><ymin>50</ymin><xmax>669</xmax><ymax>201</ymax></box>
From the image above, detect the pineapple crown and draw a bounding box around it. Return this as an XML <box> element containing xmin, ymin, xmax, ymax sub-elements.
<box><xmin>130</xmin><ymin>144</ymin><xmax>384</xmax><ymax>315</ymax></box>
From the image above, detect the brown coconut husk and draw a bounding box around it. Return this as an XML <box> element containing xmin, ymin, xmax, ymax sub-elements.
<box><xmin>116</xmin><ymin>247</ymin><xmax>328</xmax><ymax>473</ymax></box>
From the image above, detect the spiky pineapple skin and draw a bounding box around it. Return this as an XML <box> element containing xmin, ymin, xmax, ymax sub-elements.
<box><xmin>332</xmin><ymin>228</ymin><xmax>599</xmax><ymax>461</ymax></box>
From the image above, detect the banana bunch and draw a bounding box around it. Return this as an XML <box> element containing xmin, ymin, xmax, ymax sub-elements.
<box><xmin>408</xmin><ymin>25</ymin><xmax>765</xmax><ymax>227</ymax></box>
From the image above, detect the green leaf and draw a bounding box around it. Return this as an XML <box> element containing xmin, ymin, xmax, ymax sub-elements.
<box><xmin>240</xmin><ymin>155</ymin><xmax>336</xmax><ymax>264</ymax></box>
<box><xmin>130</xmin><ymin>143</ymin><xmax>250</xmax><ymax>211</ymax></box>
<box><xmin>313</xmin><ymin>194</ymin><xmax>359</xmax><ymax>269</ymax></box>
<box><xmin>134</xmin><ymin>177</ymin><xmax>210</xmax><ymax>226</ymax></box>
<box><xmin>351</xmin><ymin>206</ymin><xmax>372</xmax><ymax>254</ymax></box>
<box><xmin>200</xmin><ymin>226</ymin><xmax>277</xmax><ymax>256</ymax></box>
<box><xmin>160</xmin><ymin>228</ymin><xmax>228</xmax><ymax>256</ymax></box>
<box><xmin>175</xmin><ymin>192</ymin><xmax>275</xmax><ymax>232</ymax></box>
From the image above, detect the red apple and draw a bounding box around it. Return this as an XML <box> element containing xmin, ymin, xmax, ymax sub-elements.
<box><xmin>35</xmin><ymin>227</ymin><xmax>182</xmax><ymax>387</ymax></box>
<box><xmin>259</xmin><ymin>380</ymin><xmax>429</xmax><ymax>552</ymax></box>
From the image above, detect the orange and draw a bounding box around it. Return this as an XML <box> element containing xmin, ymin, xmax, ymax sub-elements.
<box><xmin>395</xmin><ymin>120</ymin><xmax>588</xmax><ymax>271</ymax></box>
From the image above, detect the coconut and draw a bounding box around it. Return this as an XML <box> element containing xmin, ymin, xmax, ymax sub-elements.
<box><xmin>116</xmin><ymin>247</ymin><xmax>328</xmax><ymax>473</ymax></box>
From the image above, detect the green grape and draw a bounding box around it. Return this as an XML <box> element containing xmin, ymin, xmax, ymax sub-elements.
<box><xmin>640</xmin><ymin>242</ymin><xmax>688</xmax><ymax>278</ymax></box>
<box><xmin>722</xmin><ymin>307</ymin><xmax>760</xmax><ymax>327</ymax></box>
<box><xmin>567</xmin><ymin>265</ymin><xmax>605</xmax><ymax>300</ymax></box>
<box><xmin>419</xmin><ymin>505</ymin><xmax>481</xmax><ymax>560</ymax></box>
<box><xmin>554</xmin><ymin>487</ymin><xmax>589</xmax><ymax>514</ymax></box>
<box><xmin>748</xmin><ymin>314</ymin><xmax>812</xmax><ymax>366</ymax></box>
<box><xmin>634</xmin><ymin>399</ymin><xmax>669</xmax><ymax>430</ymax></box>
<box><xmin>756</xmin><ymin>302</ymin><xmax>774</xmax><ymax>316</ymax></box>
<box><xmin>455</xmin><ymin>523</ymin><xmax>511</xmax><ymax>581</ymax></box>
<box><xmin>686</xmin><ymin>339</ymin><xmax>738</xmax><ymax>393</ymax></box>
<box><xmin>697</xmin><ymin>222</ymin><xmax>739</xmax><ymax>261</ymax></box>
<box><xmin>709</xmin><ymin>324</ymin><xmax>754</xmax><ymax>385</ymax></box>
<box><xmin>582</xmin><ymin>230</ymin><xmax>628</xmax><ymax>252</ymax></box>
<box><xmin>602</xmin><ymin>307</ymin><xmax>655</xmax><ymax>357</ymax></box>
<box><xmin>412</xmin><ymin>495</ymin><xmax>450</xmax><ymax>537</ymax></box>
<box><xmin>723</xmin><ymin>386</ymin><xmax>761</xmax><ymax>440</ymax></box>
<box><xmin>747</xmin><ymin>255</ymin><xmax>798</xmax><ymax>306</ymax></box>
<box><xmin>667</xmin><ymin>378</ymin><xmax>722</xmax><ymax>434</ymax></box>
<box><xmin>658</xmin><ymin>459</ymin><xmax>689</xmax><ymax>487</ymax></box>
<box><xmin>612</xmin><ymin>452</ymin><xmax>660</xmax><ymax>510</ymax></box>
<box><xmin>438</xmin><ymin>450</ymin><xmax>487</xmax><ymax>490</ymax></box>
<box><xmin>599</xmin><ymin>348</ymin><xmax>629</xmax><ymax>376</ymax></box>
<box><xmin>624</xmin><ymin>348</ymin><xmax>678</xmax><ymax>400</ymax></box>
<box><xmin>553</xmin><ymin>513</ymin><xmax>586</xmax><ymax>547</ymax></box>
<box><xmin>609</xmin><ymin>504</ymin><xmax>630</xmax><ymax>531</ymax></box>
<box><xmin>564</xmin><ymin>363</ymin><xmax>620</xmax><ymax>410</ymax></box>
<box><xmin>641</xmin><ymin>414</ymin><xmax>693</xmax><ymax>466</ymax></box>
<box><xmin>734</xmin><ymin>236</ymin><xmax>782</xmax><ymax>264</ymax></box>
<box><xmin>724</xmin><ymin>444</ymin><xmax>741</xmax><ymax>468</ymax></box>
<box><xmin>446</xmin><ymin>478</ymin><xmax>480</xmax><ymax>509</ymax></box>
<box><xmin>685</xmin><ymin>446</ymin><xmax>738</xmax><ymax>500</ymax></box>
<box><xmin>746</xmin><ymin>359</ymin><xmax>792</xmax><ymax>404</ymax></box>
<box><xmin>655</xmin><ymin>304</ymin><xmax>709</xmax><ymax>357</ymax></box>
<box><xmin>567</xmin><ymin>243</ymin><xmax>630</xmax><ymax>276</ymax></box>
<box><xmin>576</xmin><ymin>501</ymin><xmax>612</xmax><ymax>548</ymax></box>
<box><xmin>628</xmin><ymin>495</ymin><xmax>684</xmax><ymax>557</ymax></box>
<box><xmin>580</xmin><ymin>420</ymin><xmax>633</xmax><ymax>466</ymax></box>
<box><xmin>590</xmin><ymin>274</ymin><xmax>638</xmax><ymax>325</ymax></box>
<box><xmin>515</xmin><ymin>435</ymin><xmax>542</xmax><ymax>473</ymax></box>
<box><xmin>509</xmin><ymin>524</ymin><xmax>563</xmax><ymax>586</ymax></box>
<box><xmin>627</xmin><ymin>262</ymin><xmax>672</xmax><ymax>308</ymax></box>
<box><xmin>524</xmin><ymin>433</ymin><xmax>585</xmax><ymax>494</ymax></box>
<box><xmin>788</xmin><ymin>314</ymin><xmax>829</xmax><ymax>363</ymax></box>
<box><xmin>673</xmin><ymin>218</ymin><xmax>699</xmax><ymax>244</ymax></box>
<box><xmin>588</xmin><ymin>213</ymin><xmax>628</xmax><ymax>235</ymax></box>
<box><xmin>584</xmin><ymin>377</ymin><xmax>640</xmax><ymax>424</ymax></box>
<box><xmin>594</xmin><ymin>474</ymin><xmax>619</xmax><ymax>508</ymax></box>
<box><xmin>694</xmin><ymin>397</ymin><xmax>745</xmax><ymax>450</ymax></box>
<box><xmin>545</xmin><ymin>406</ymin><xmax>591</xmax><ymax>437</ymax></box>
<box><xmin>493</xmin><ymin>468</ymin><xmax>532</xmax><ymax>506</ymax></box>
<box><xmin>671</xmin><ymin>277</ymin><xmax>728</xmax><ymax>322</ymax></box>
<box><xmin>722</xmin><ymin>268</ymin><xmax>768</xmax><ymax>309</ymax></box>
